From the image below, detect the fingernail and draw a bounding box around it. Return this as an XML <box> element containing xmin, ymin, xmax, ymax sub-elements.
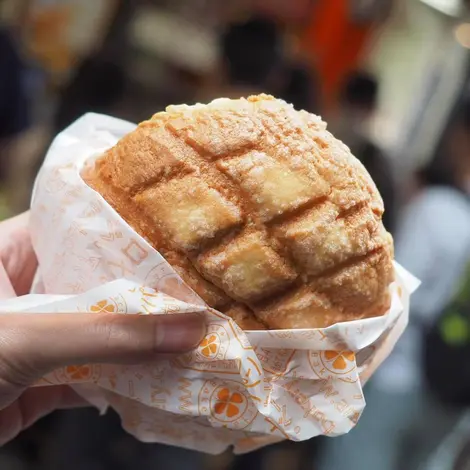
<box><xmin>155</xmin><ymin>313</ymin><xmax>206</xmax><ymax>353</ymax></box>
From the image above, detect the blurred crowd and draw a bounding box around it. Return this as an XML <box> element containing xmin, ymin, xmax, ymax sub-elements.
<box><xmin>2</xmin><ymin>0</ymin><xmax>470</xmax><ymax>469</ymax></box>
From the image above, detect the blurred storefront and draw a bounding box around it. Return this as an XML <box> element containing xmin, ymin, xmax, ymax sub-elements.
<box><xmin>300</xmin><ymin>0</ymin><xmax>393</xmax><ymax>108</ymax></box>
<box><xmin>1</xmin><ymin>0</ymin><xmax>118</xmax><ymax>74</ymax></box>
<box><xmin>365</xmin><ymin>0</ymin><xmax>470</xmax><ymax>168</ymax></box>
<box><xmin>2</xmin><ymin>0</ymin><xmax>468</xmax><ymax>123</ymax></box>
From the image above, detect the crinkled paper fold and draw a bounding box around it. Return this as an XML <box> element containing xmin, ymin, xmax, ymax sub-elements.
<box><xmin>2</xmin><ymin>113</ymin><xmax>419</xmax><ymax>454</ymax></box>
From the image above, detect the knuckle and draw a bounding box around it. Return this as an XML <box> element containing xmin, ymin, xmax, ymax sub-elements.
<box><xmin>91</xmin><ymin>314</ymin><xmax>127</xmax><ymax>350</ymax></box>
<box><xmin>0</xmin><ymin>358</ymin><xmax>34</xmax><ymax>390</ymax></box>
<box><xmin>92</xmin><ymin>314</ymin><xmax>157</xmax><ymax>362</ymax></box>
<box><xmin>0</xmin><ymin>322</ymin><xmax>37</xmax><ymax>392</ymax></box>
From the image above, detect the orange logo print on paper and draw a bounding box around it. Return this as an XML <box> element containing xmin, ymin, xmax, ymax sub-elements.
<box><xmin>309</xmin><ymin>349</ymin><xmax>357</xmax><ymax>378</ymax></box>
<box><xmin>91</xmin><ymin>299</ymin><xmax>116</xmax><ymax>313</ymax></box>
<box><xmin>324</xmin><ymin>351</ymin><xmax>355</xmax><ymax>370</ymax></box>
<box><xmin>199</xmin><ymin>380</ymin><xmax>258</xmax><ymax>429</ymax></box>
<box><xmin>199</xmin><ymin>334</ymin><xmax>219</xmax><ymax>359</ymax></box>
<box><xmin>213</xmin><ymin>387</ymin><xmax>246</xmax><ymax>421</ymax></box>
<box><xmin>322</xmin><ymin>350</ymin><xmax>356</xmax><ymax>374</ymax></box>
<box><xmin>88</xmin><ymin>295</ymin><xmax>128</xmax><ymax>315</ymax></box>
<box><xmin>65</xmin><ymin>365</ymin><xmax>93</xmax><ymax>381</ymax></box>
<box><xmin>54</xmin><ymin>364</ymin><xmax>101</xmax><ymax>384</ymax></box>
<box><xmin>178</xmin><ymin>325</ymin><xmax>229</xmax><ymax>367</ymax></box>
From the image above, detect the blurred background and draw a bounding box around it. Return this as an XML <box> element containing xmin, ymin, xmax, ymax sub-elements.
<box><xmin>2</xmin><ymin>0</ymin><xmax>470</xmax><ymax>469</ymax></box>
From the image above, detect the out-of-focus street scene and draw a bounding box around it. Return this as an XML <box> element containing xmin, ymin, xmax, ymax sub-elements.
<box><xmin>2</xmin><ymin>0</ymin><xmax>470</xmax><ymax>468</ymax></box>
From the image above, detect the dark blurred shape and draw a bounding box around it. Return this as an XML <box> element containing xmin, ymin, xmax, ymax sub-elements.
<box><xmin>349</xmin><ymin>0</ymin><xmax>394</xmax><ymax>24</ymax></box>
<box><xmin>356</xmin><ymin>141</ymin><xmax>395</xmax><ymax>232</ymax></box>
<box><xmin>50</xmin><ymin>408</ymin><xmax>205</xmax><ymax>470</ymax></box>
<box><xmin>228</xmin><ymin>438</ymin><xmax>322</xmax><ymax>470</ymax></box>
<box><xmin>454</xmin><ymin>439</ymin><xmax>470</xmax><ymax>470</ymax></box>
<box><xmin>334</xmin><ymin>71</ymin><xmax>396</xmax><ymax>233</ymax></box>
<box><xmin>413</xmin><ymin>99</ymin><xmax>470</xmax><ymax>193</ymax></box>
<box><xmin>456</xmin><ymin>434</ymin><xmax>470</xmax><ymax>470</ymax></box>
<box><xmin>423</xmin><ymin>258</ymin><xmax>470</xmax><ymax>406</ymax></box>
<box><xmin>254</xmin><ymin>0</ymin><xmax>317</xmax><ymax>27</ymax></box>
<box><xmin>279</xmin><ymin>61</ymin><xmax>320</xmax><ymax>113</ymax></box>
<box><xmin>341</xmin><ymin>70</ymin><xmax>378</xmax><ymax>111</ymax></box>
<box><xmin>52</xmin><ymin>0</ymin><xmax>136</xmax><ymax>134</ymax></box>
<box><xmin>414</xmin><ymin>159</ymin><xmax>455</xmax><ymax>189</ymax></box>
<box><xmin>221</xmin><ymin>16</ymin><xmax>282</xmax><ymax>91</ymax></box>
<box><xmin>0</xmin><ymin>28</ymin><xmax>29</xmax><ymax>141</ymax></box>
<box><xmin>206</xmin><ymin>14</ymin><xmax>320</xmax><ymax>114</ymax></box>
<box><xmin>0</xmin><ymin>23</ymin><xmax>30</xmax><ymax>199</ymax></box>
<box><xmin>53</xmin><ymin>55</ymin><xmax>126</xmax><ymax>133</ymax></box>
<box><xmin>421</xmin><ymin>97</ymin><xmax>470</xmax><ymax>407</ymax></box>
<box><xmin>451</xmin><ymin>97</ymin><xmax>470</xmax><ymax>183</ymax></box>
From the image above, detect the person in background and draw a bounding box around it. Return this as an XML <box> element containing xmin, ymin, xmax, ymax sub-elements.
<box><xmin>318</xmin><ymin>100</ymin><xmax>470</xmax><ymax>470</ymax></box>
<box><xmin>0</xmin><ymin>23</ymin><xmax>30</xmax><ymax>184</ymax></box>
<box><xmin>30</xmin><ymin>0</ymin><xmax>134</xmax><ymax>198</ymax></box>
<box><xmin>331</xmin><ymin>71</ymin><xmax>396</xmax><ymax>233</ymax></box>
<box><xmin>202</xmin><ymin>14</ymin><xmax>319</xmax><ymax>116</ymax></box>
<box><xmin>199</xmin><ymin>15</ymin><xmax>283</xmax><ymax>103</ymax></box>
<box><xmin>52</xmin><ymin>50</ymin><xmax>126</xmax><ymax>134</ymax></box>
<box><xmin>51</xmin><ymin>0</ymin><xmax>135</xmax><ymax>135</ymax></box>
<box><xmin>396</xmin><ymin>106</ymin><xmax>470</xmax><ymax>320</ymax></box>
<box><xmin>280</xmin><ymin>60</ymin><xmax>320</xmax><ymax>113</ymax></box>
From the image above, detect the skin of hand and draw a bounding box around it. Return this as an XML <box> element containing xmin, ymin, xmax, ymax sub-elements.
<box><xmin>0</xmin><ymin>212</ymin><xmax>206</xmax><ymax>444</ymax></box>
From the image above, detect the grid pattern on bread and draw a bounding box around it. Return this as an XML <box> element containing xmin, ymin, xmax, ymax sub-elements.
<box><xmin>85</xmin><ymin>95</ymin><xmax>394</xmax><ymax>330</ymax></box>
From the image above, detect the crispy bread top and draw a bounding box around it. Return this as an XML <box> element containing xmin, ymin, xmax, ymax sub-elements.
<box><xmin>85</xmin><ymin>95</ymin><xmax>394</xmax><ymax>329</ymax></box>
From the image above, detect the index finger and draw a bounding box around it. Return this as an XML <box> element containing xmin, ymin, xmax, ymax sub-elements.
<box><xmin>0</xmin><ymin>263</ymin><xmax>15</xmax><ymax>300</ymax></box>
<box><xmin>0</xmin><ymin>212</ymin><xmax>37</xmax><ymax>296</ymax></box>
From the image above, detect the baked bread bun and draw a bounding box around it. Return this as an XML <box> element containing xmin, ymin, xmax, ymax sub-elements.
<box><xmin>84</xmin><ymin>95</ymin><xmax>394</xmax><ymax>330</ymax></box>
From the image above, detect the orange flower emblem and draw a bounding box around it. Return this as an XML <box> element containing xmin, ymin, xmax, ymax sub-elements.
<box><xmin>199</xmin><ymin>334</ymin><xmax>219</xmax><ymax>358</ymax></box>
<box><xmin>90</xmin><ymin>299</ymin><xmax>115</xmax><ymax>313</ymax></box>
<box><xmin>324</xmin><ymin>350</ymin><xmax>355</xmax><ymax>370</ymax></box>
<box><xmin>214</xmin><ymin>388</ymin><xmax>244</xmax><ymax>418</ymax></box>
<box><xmin>65</xmin><ymin>365</ymin><xmax>92</xmax><ymax>381</ymax></box>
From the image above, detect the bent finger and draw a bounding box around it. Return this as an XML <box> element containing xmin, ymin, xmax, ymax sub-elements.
<box><xmin>0</xmin><ymin>312</ymin><xmax>205</xmax><ymax>379</ymax></box>
<box><xmin>0</xmin><ymin>385</ymin><xmax>89</xmax><ymax>445</ymax></box>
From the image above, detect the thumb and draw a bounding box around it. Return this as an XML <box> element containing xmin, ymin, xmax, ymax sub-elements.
<box><xmin>0</xmin><ymin>312</ymin><xmax>205</xmax><ymax>385</ymax></box>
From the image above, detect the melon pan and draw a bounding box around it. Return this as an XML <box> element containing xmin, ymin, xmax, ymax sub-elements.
<box><xmin>84</xmin><ymin>94</ymin><xmax>394</xmax><ymax>330</ymax></box>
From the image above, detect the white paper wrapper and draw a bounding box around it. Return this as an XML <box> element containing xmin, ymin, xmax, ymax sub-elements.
<box><xmin>11</xmin><ymin>113</ymin><xmax>419</xmax><ymax>454</ymax></box>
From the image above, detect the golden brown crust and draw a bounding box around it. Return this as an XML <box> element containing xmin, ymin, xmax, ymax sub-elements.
<box><xmin>84</xmin><ymin>95</ymin><xmax>394</xmax><ymax>329</ymax></box>
<box><xmin>223</xmin><ymin>304</ymin><xmax>267</xmax><ymax>330</ymax></box>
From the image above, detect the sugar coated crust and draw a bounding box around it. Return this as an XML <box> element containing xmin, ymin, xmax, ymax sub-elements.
<box><xmin>84</xmin><ymin>95</ymin><xmax>394</xmax><ymax>330</ymax></box>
